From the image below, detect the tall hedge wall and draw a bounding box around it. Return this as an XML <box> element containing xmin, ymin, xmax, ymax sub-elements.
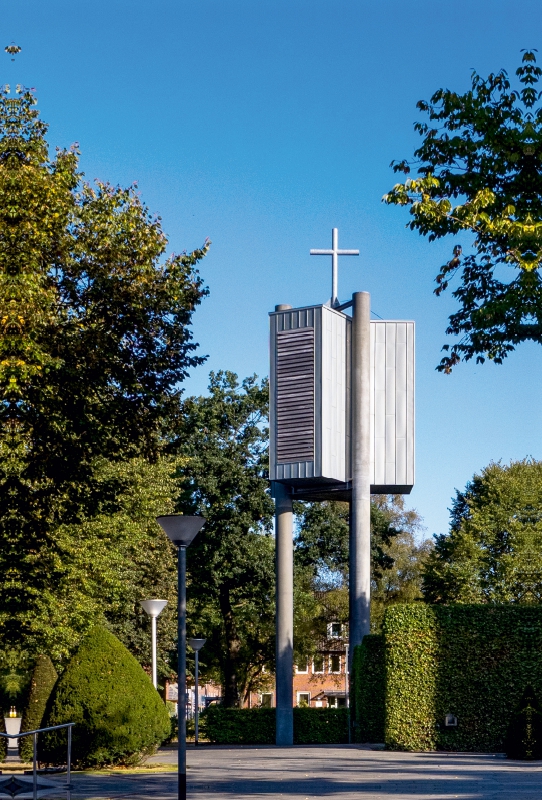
<box><xmin>203</xmin><ymin>706</ymin><xmax>348</xmax><ymax>745</ymax></box>
<box><xmin>352</xmin><ymin>634</ymin><xmax>385</xmax><ymax>743</ymax></box>
<box><xmin>384</xmin><ymin>604</ymin><xmax>542</xmax><ymax>752</ymax></box>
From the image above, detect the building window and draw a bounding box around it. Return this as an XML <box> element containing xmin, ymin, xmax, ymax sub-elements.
<box><xmin>328</xmin><ymin>622</ymin><xmax>342</xmax><ymax>638</ymax></box>
<box><xmin>260</xmin><ymin>693</ymin><xmax>273</xmax><ymax>708</ymax></box>
<box><xmin>328</xmin><ymin>696</ymin><xmax>347</xmax><ymax>708</ymax></box>
<box><xmin>295</xmin><ymin>657</ymin><xmax>309</xmax><ymax>674</ymax></box>
<box><xmin>329</xmin><ymin>653</ymin><xmax>341</xmax><ymax>673</ymax></box>
<box><xmin>313</xmin><ymin>654</ymin><xmax>324</xmax><ymax>673</ymax></box>
<box><xmin>297</xmin><ymin>692</ymin><xmax>310</xmax><ymax>707</ymax></box>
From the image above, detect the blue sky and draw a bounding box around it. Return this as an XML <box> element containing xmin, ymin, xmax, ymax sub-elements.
<box><xmin>5</xmin><ymin>0</ymin><xmax>542</xmax><ymax>538</ymax></box>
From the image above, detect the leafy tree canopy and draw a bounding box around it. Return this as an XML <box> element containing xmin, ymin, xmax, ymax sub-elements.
<box><xmin>176</xmin><ymin>371</ymin><xmax>275</xmax><ymax>707</ymax></box>
<box><xmin>19</xmin><ymin>456</ymin><xmax>181</xmax><ymax>666</ymax></box>
<box><xmin>423</xmin><ymin>458</ymin><xmax>542</xmax><ymax>604</ymax></box>
<box><xmin>385</xmin><ymin>51</ymin><xmax>542</xmax><ymax>371</ymax></box>
<box><xmin>0</xmin><ymin>87</ymin><xmax>208</xmax><ymax>647</ymax></box>
<box><xmin>294</xmin><ymin>496</ymin><xmax>427</xmax><ymax>633</ymax></box>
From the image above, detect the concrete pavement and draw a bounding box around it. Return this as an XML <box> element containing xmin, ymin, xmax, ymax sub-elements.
<box><xmin>64</xmin><ymin>745</ymin><xmax>542</xmax><ymax>799</ymax></box>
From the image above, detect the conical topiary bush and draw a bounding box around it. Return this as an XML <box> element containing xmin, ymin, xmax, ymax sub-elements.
<box><xmin>19</xmin><ymin>655</ymin><xmax>58</xmax><ymax>762</ymax></box>
<box><xmin>40</xmin><ymin>626</ymin><xmax>170</xmax><ymax>767</ymax></box>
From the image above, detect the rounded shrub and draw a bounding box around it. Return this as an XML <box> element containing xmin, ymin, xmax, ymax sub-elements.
<box><xmin>40</xmin><ymin>626</ymin><xmax>170</xmax><ymax>767</ymax></box>
<box><xmin>19</xmin><ymin>655</ymin><xmax>58</xmax><ymax>762</ymax></box>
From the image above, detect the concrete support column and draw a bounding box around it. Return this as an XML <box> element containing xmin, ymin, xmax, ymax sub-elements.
<box><xmin>274</xmin><ymin>481</ymin><xmax>294</xmax><ymax>746</ymax></box>
<box><xmin>349</xmin><ymin>291</ymin><xmax>372</xmax><ymax>659</ymax></box>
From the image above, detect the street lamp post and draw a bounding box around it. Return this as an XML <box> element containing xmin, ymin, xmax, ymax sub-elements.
<box><xmin>187</xmin><ymin>638</ymin><xmax>206</xmax><ymax>746</ymax></box>
<box><xmin>156</xmin><ymin>515</ymin><xmax>205</xmax><ymax>800</ymax></box>
<box><xmin>140</xmin><ymin>599</ymin><xmax>168</xmax><ymax>689</ymax></box>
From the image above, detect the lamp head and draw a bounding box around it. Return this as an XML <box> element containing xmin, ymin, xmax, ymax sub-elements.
<box><xmin>156</xmin><ymin>514</ymin><xmax>205</xmax><ymax>547</ymax></box>
<box><xmin>188</xmin><ymin>637</ymin><xmax>207</xmax><ymax>652</ymax></box>
<box><xmin>140</xmin><ymin>599</ymin><xmax>168</xmax><ymax>618</ymax></box>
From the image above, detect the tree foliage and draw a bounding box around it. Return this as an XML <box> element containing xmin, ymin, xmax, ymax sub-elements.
<box><xmin>0</xmin><ymin>86</ymin><xmax>208</xmax><ymax>649</ymax></box>
<box><xmin>294</xmin><ymin>496</ymin><xmax>427</xmax><ymax>633</ymax></box>
<box><xmin>21</xmin><ymin>457</ymin><xmax>180</xmax><ymax>666</ymax></box>
<box><xmin>385</xmin><ymin>51</ymin><xmax>542</xmax><ymax>371</ymax></box>
<box><xmin>423</xmin><ymin>458</ymin><xmax>542</xmax><ymax>604</ymax></box>
<box><xmin>176</xmin><ymin>372</ymin><xmax>275</xmax><ymax>707</ymax></box>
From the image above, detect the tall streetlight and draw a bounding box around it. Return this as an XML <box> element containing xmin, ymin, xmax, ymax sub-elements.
<box><xmin>156</xmin><ymin>514</ymin><xmax>205</xmax><ymax>800</ymax></box>
<box><xmin>140</xmin><ymin>599</ymin><xmax>168</xmax><ymax>689</ymax></box>
<box><xmin>187</xmin><ymin>638</ymin><xmax>206</xmax><ymax>746</ymax></box>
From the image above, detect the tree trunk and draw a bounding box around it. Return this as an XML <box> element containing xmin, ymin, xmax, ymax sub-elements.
<box><xmin>219</xmin><ymin>583</ymin><xmax>241</xmax><ymax>707</ymax></box>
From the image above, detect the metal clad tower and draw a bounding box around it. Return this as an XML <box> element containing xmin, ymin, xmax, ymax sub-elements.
<box><xmin>270</xmin><ymin>305</ymin><xmax>348</xmax><ymax>484</ymax></box>
<box><xmin>270</xmin><ymin>229</ymin><xmax>415</xmax><ymax>747</ymax></box>
<box><xmin>270</xmin><ymin>308</ymin><xmax>415</xmax><ymax>492</ymax></box>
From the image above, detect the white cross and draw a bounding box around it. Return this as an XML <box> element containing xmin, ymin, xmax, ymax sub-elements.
<box><xmin>310</xmin><ymin>228</ymin><xmax>359</xmax><ymax>308</ymax></box>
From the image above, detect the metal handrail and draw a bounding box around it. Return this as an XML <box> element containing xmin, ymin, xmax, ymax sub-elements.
<box><xmin>0</xmin><ymin>722</ymin><xmax>74</xmax><ymax>738</ymax></box>
<box><xmin>1</xmin><ymin>722</ymin><xmax>74</xmax><ymax>800</ymax></box>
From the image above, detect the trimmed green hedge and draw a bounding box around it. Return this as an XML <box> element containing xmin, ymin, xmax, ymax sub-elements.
<box><xmin>19</xmin><ymin>655</ymin><xmax>58</xmax><ymax>762</ymax></box>
<box><xmin>353</xmin><ymin>634</ymin><xmax>385</xmax><ymax>743</ymax></box>
<box><xmin>203</xmin><ymin>706</ymin><xmax>348</xmax><ymax>745</ymax></box>
<box><xmin>294</xmin><ymin>707</ymin><xmax>349</xmax><ymax>744</ymax></box>
<box><xmin>383</xmin><ymin>604</ymin><xmax>542</xmax><ymax>752</ymax></box>
<box><xmin>40</xmin><ymin>627</ymin><xmax>170</xmax><ymax>767</ymax></box>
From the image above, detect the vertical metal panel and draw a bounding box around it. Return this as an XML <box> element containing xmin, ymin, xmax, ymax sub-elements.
<box><xmin>270</xmin><ymin>307</ymin><xmax>317</xmax><ymax>481</ymax></box>
<box><xmin>370</xmin><ymin>320</ymin><xmax>415</xmax><ymax>491</ymax></box>
<box><xmin>345</xmin><ymin>316</ymin><xmax>352</xmax><ymax>482</ymax></box>
<box><xmin>270</xmin><ymin>304</ymin><xmax>348</xmax><ymax>484</ymax></box>
<box><xmin>276</xmin><ymin>327</ymin><xmax>314</xmax><ymax>463</ymax></box>
<box><xmin>407</xmin><ymin>321</ymin><xmax>415</xmax><ymax>486</ymax></box>
<box><xmin>373</xmin><ymin>320</ymin><xmax>386</xmax><ymax>486</ymax></box>
<box><xmin>313</xmin><ymin>307</ymin><xmax>323</xmax><ymax>477</ymax></box>
<box><xmin>320</xmin><ymin>306</ymin><xmax>347</xmax><ymax>482</ymax></box>
<box><xmin>369</xmin><ymin>322</ymin><xmax>375</xmax><ymax>485</ymax></box>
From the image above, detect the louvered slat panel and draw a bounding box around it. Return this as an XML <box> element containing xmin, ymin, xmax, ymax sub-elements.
<box><xmin>276</xmin><ymin>327</ymin><xmax>314</xmax><ymax>463</ymax></box>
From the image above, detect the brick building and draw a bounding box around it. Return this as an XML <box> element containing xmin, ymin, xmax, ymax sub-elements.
<box><xmin>169</xmin><ymin>623</ymin><xmax>349</xmax><ymax>711</ymax></box>
<box><xmin>248</xmin><ymin>623</ymin><xmax>349</xmax><ymax>709</ymax></box>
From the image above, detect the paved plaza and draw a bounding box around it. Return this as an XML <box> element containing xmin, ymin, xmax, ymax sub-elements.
<box><xmin>63</xmin><ymin>744</ymin><xmax>542</xmax><ymax>799</ymax></box>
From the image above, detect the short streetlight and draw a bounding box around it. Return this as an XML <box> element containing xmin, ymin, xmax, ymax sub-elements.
<box><xmin>188</xmin><ymin>638</ymin><xmax>206</xmax><ymax>746</ymax></box>
<box><xmin>157</xmin><ymin>514</ymin><xmax>205</xmax><ymax>800</ymax></box>
<box><xmin>140</xmin><ymin>599</ymin><xmax>168</xmax><ymax>689</ymax></box>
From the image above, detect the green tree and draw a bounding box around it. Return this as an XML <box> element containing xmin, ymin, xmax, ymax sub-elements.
<box><xmin>22</xmin><ymin>457</ymin><xmax>180</xmax><ymax>667</ymax></box>
<box><xmin>0</xmin><ymin>87</ymin><xmax>208</xmax><ymax>648</ymax></box>
<box><xmin>423</xmin><ymin>459</ymin><xmax>542</xmax><ymax>603</ymax></box>
<box><xmin>294</xmin><ymin>496</ymin><xmax>426</xmax><ymax>634</ymax></box>
<box><xmin>176</xmin><ymin>372</ymin><xmax>275</xmax><ymax>707</ymax></box>
<box><xmin>384</xmin><ymin>51</ymin><xmax>542</xmax><ymax>371</ymax></box>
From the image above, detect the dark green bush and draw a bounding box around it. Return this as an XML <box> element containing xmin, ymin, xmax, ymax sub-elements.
<box><xmin>19</xmin><ymin>655</ymin><xmax>58</xmax><ymax>762</ymax></box>
<box><xmin>353</xmin><ymin>635</ymin><xmax>385</xmax><ymax>743</ymax></box>
<box><xmin>382</xmin><ymin>604</ymin><xmax>542</xmax><ymax>752</ymax></box>
<box><xmin>293</xmin><ymin>707</ymin><xmax>348</xmax><ymax>744</ymax></box>
<box><xmin>202</xmin><ymin>706</ymin><xmax>348</xmax><ymax>745</ymax></box>
<box><xmin>40</xmin><ymin>626</ymin><xmax>170</xmax><ymax>767</ymax></box>
<box><xmin>203</xmin><ymin>707</ymin><xmax>275</xmax><ymax>744</ymax></box>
